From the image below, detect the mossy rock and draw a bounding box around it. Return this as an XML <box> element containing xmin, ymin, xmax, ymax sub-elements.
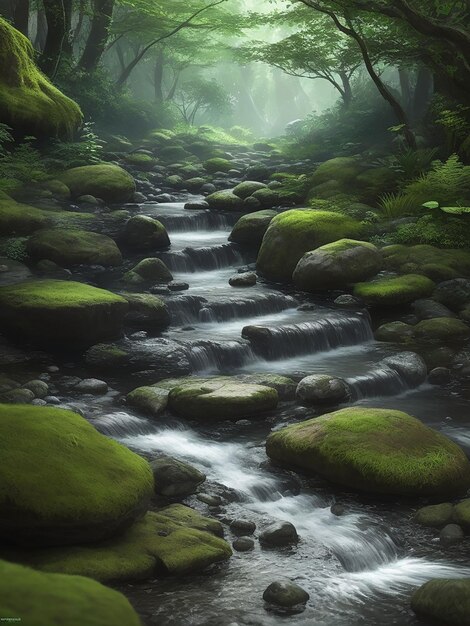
<box><xmin>26</xmin><ymin>228</ymin><xmax>122</xmax><ymax>267</ymax></box>
<box><xmin>353</xmin><ymin>274</ymin><xmax>435</xmax><ymax>307</ymax></box>
<box><xmin>293</xmin><ymin>239</ymin><xmax>382</xmax><ymax>292</ymax></box>
<box><xmin>0</xmin><ymin>560</ymin><xmax>141</xmax><ymax>626</ymax></box>
<box><xmin>41</xmin><ymin>179</ymin><xmax>71</xmax><ymax>199</ymax></box>
<box><xmin>257</xmin><ymin>209</ymin><xmax>364</xmax><ymax>282</ymax></box>
<box><xmin>374</xmin><ymin>321</ymin><xmax>415</xmax><ymax>343</ymax></box>
<box><xmin>233</xmin><ymin>181</ymin><xmax>267</xmax><ymax>199</ymax></box>
<box><xmin>452</xmin><ymin>499</ymin><xmax>470</xmax><ymax>530</ymax></box>
<box><xmin>127</xmin><ymin>386</ymin><xmax>169</xmax><ymax>417</ymax></box>
<box><xmin>266</xmin><ymin>407</ymin><xmax>470</xmax><ymax>497</ymax></box>
<box><xmin>206</xmin><ymin>190</ymin><xmax>244</xmax><ymax>212</ymax></box>
<box><xmin>121</xmin><ymin>215</ymin><xmax>170</xmax><ymax>250</ymax></box>
<box><xmin>151</xmin><ymin>457</ymin><xmax>206</xmax><ymax>497</ymax></box>
<box><xmin>168</xmin><ymin>378</ymin><xmax>278</xmax><ymax>420</ymax></box>
<box><xmin>1</xmin><ymin>506</ymin><xmax>231</xmax><ymax>582</ymax></box>
<box><xmin>124</xmin><ymin>153</ymin><xmax>158</xmax><ymax>171</ymax></box>
<box><xmin>159</xmin><ymin>145</ymin><xmax>190</xmax><ymax>162</ymax></box>
<box><xmin>411</xmin><ymin>579</ymin><xmax>470</xmax><ymax>625</ymax></box>
<box><xmin>0</xmin><ymin>18</ymin><xmax>82</xmax><ymax>138</ymax></box>
<box><xmin>0</xmin><ymin>196</ymin><xmax>48</xmax><ymax>235</ymax></box>
<box><xmin>59</xmin><ymin>164</ymin><xmax>135</xmax><ymax>203</ymax></box>
<box><xmin>356</xmin><ymin>167</ymin><xmax>398</xmax><ymax>200</ymax></box>
<box><xmin>310</xmin><ymin>157</ymin><xmax>364</xmax><ymax>187</ymax></box>
<box><xmin>414</xmin><ymin>317</ymin><xmax>470</xmax><ymax>343</ymax></box>
<box><xmin>0</xmin><ymin>404</ymin><xmax>153</xmax><ymax>546</ymax></box>
<box><xmin>203</xmin><ymin>158</ymin><xmax>233</xmax><ymax>173</ymax></box>
<box><xmin>120</xmin><ymin>292</ymin><xmax>170</xmax><ymax>329</ymax></box>
<box><xmin>0</xmin><ymin>280</ymin><xmax>128</xmax><ymax>348</ymax></box>
<box><xmin>414</xmin><ymin>503</ymin><xmax>454</xmax><ymax>528</ymax></box>
<box><xmin>251</xmin><ymin>188</ymin><xmax>280</xmax><ymax>209</ymax></box>
<box><xmin>382</xmin><ymin>244</ymin><xmax>470</xmax><ymax>278</ymax></box>
<box><xmin>229</xmin><ymin>210</ymin><xmax>277</xmax><ymax>247</ymax></box>
<box><xmin>122</xmin><ymin>257</ymin><xmax>173</xmax><ymax>285</ymax></box>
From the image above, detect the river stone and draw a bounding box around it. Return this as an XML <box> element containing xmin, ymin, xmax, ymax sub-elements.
<box><xmin>0</xmin><ymin>280</ymin><xmax>128</xmax><ymax>348</ymax></box>
<box><xmin>59</xmin><ymin>164</ymin><xmax>135</xmax><ymax>202</ymax></box>
<box><xmin>411</xmin><ymin>578</ymin><xmax>470</xmax><ymax>625</ymax></box>
<box><xmin>233</xmin><ymin>537</ymin><xmax>255</xmax><ymax>552</ymax></box>
<box><xmin>121</xmin><ymin>215</ymin><xmax>170</xmax><ymax>250</ymax></box>
<box><xmin>122</xmin><ymin>258</ymin><xmax>173</xmax><ymax>285</ymax></box>
<box><xmin>296</xmin><ymin>374</ymin><xmax>351</xmax><ymax>405</ymax></box>
<box><xmin>120</xmin><ymin>292</ymin><xmax>170</xmax><ymax>329</ymax></box>
<box><xmin>206</xmin><ymin>190</ymin><xmax>244</xmax><ymax>211</ymax></box>
<box><xmin>266</xmin><ymin>408</ymin><xmax>470</xmax><ymax>497</ymax></box>
<box><xmin>230</xmin><ymin>519</ymin><xmax>256</xmax><ymax>536</ymax></box>
<box><xmin>452</xmin><ymin>499</ymin><xmax>470</xmax><ymax>530</ymax></box>
<box><xmin>22</xmin><ymin>379</ymin><xmax>49</xmax><ymax>398</ymax></box>
<box><xmin>151</xmin><ymin>456</ymin><xmax>206</xmax><ymax>497</ymax></box>
<box><xmin>440</xmin><ymin>524</ymin><xmax>464</xmax><ymax>547</ymax></box>
<box><xmin>0</xmin><ymin>560</ymin><xmax>141</xmax><ymax>626</ymax></box>
<box><xmin>413</xmin><ymin>318</ymin><xmax>470</xmax><ymax>343</ymax></box>
<box><xmin>0</xmin><ymin>388</ymin><xmax>35</xmax><ymax>404</ymax></box>
<box><xmin>233</xmin><ymin>181</ymin><xmax>268</xmax><ymax>199</ymax></box>
<box><xmin>412</xmin><ymin>299</ymin><xmax>456</xmax><ymax>321</ymax></box>
<box><xmin>353</xmin><ymin>274</ymin><xmax>435</xmax><ymax>307</ymax></box>
<box><xmin>229</xmin><ymin>272</ymin><xmax>257</xmax><ymax>287</ymax></box>
<box><xmin>414</xmin><ymin>503</ymin><xmax>454</xmax><ymax>528</ymax></box>
<box><xmin>74</xmin><ymin>378</ymin><xmax>108</xmax><ymax>394</ymax></box>
<box><xmin>234</xmin><ymin>374</ymin><xmax>297</xmax><ymax>401</ymax></box>
<box><xmin>127</xmin><ymin>386</ymin><xmax>168</xmax><ymax>417</ymax></box>
<box><xmin>374</xmin><ymin>321</ymin><xmax>415</xmax><ymax>343</ymax></box>
<box><xmin>380</xmin><ymin>352</ymin><xmax>427</xmax><ymax>387</ymax></box>
<box><xmin>293</xmin><ymin>239</ymin><xmax>382</xmax><ymax>292</ymax></box>
<box><xmin>229</xmin><ymin>210</ymin><xmax>277</xmax><ymax>247</ymax></box>
<box><xmin>0</xmin><ymin>505</ymin><xmax>231</xmax><ymax>582</ymax></box>
<box><xmin>0</xmin><ymin>404</ymin><xmax>153</xmax><ymax>546</ymax></box>
<box><xmin>257</xmin><ymin>210</ymin><xmax>364</xmax><ymax>282</ymax></box>
<box><xmin>26</xmin><ymin>229</ymin><xmax>122</xmax><ymax>267</ymax></box>
<box><xmin>434</xmin><ymin>278</ymin><xmax>470</xmax><ymax>311</ymax></box>
<box><xmin>168</xmin><ymin>379</ymin><xmax>278</xmax><ymax>420</ymax></box>
<box><xmin>263</xmin><ymin>580</ymin><xmax>310</xmax><ymax>607</ymax></box>
<box><xmin>259</xmin><ymin>522</ymin><xmax>298</xmax><ymax>547</ymax></box>
<box><xmin>428</xmin><ymin>367</ymin><xmax>452</xmax><ymax>385</ymax></box>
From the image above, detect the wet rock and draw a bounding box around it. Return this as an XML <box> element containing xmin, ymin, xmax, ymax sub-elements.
<box><xmin>381</xmin><ymin>352</ymin><xmax>427</xmax><ymax>387</ymax></box>
<box><xmin>234</xmin><ymin>374</ymin><xmax>296</xmax><ymax>401</ymax></box>
<box><xmin>229</xmin><ymin>272</ymin><xmax>257</xmax><ymax>287</ymax></box>
<box><xmin>230</xmin><ymin>519</ymin><xmax>256</xmax><ymax>536</ymax></box>
<box><xmin>151</xmin><ymin>455</ymin><xmax>206</xmax><ymax>497</ymax></box>
<box><xmin>121</xmin><ymin>215</ymin><xmax>170</xmax><ymax>251</ymax></box>
<box><xmin>428</xmin><ymin>367</ymin><xmax>452</xmax><ymax>385</ymax></box>
<box><xmin>0</xmin><ymin>388</ymin><xmax>35</xmax><ymax>404</ymax></box>
<box><xmin>452</xmin><ymin>499</ymin><xmax>470</xmax><ymax>530</ymax></box>
<box><xmin>233</xmin><ymin>181</ymin><xmax>267</xmax><ymax>199</ymax></box>
<box><xmin>201</xmin><ymin>183</ymin><xmax>216</xmax><ymax>194</ymax></box>
<box><xmin>36</xmin><ymin>259</ymin><xmax>72</xmax><ymax>278</ymax></box>
<box><xmin>414</xmin><ymin>503</ymin><xmax>454</xmax><ymax>528</ymax></box>
<box><xmin>334</xmin><ymin>294</ymin><xmax>362</xmax><ymax>308</ymax></box>
<box><xmin>122</xmin><ymin>258</ymin><xmax>173</xmax><ymax>285</ymax></box>
<box><xmin>412</xmin><ymin>299</ymin><xmax>455</xmax><ymax>321</ymax></box>
<box><xmin>206</xmin><ymin>190</ymin><xmax>244</xmax><ymax>211</ymax></box>
<box><xmin>412</xmin><ymin>578</ymin><xmax>470</xmax><ymax>625</ymax></box>
<box><xmin>374</xmin><ymin>321</ymin><xmax>415</xmax><ymax>343</ymax></box>
<box><xmin>330</xmin><ymin>503</ymin><xmax>346</xmax><ymax>517</ymax></box>
<box><xmin>168</xmin><ymin>281</ymin><xmax>189</xmax><ymax>291</ymax></box>
<box><xmin>259</xmin><ymin>522</ymin><xmax>298</xmax><ymax>547</ymax></box>
<box><xmin>31</xmin><ymin>398</ymin><xmax>47</xmax><ymax>406</ymax></box>
<box><xmin>22</xmin><ymin>379</ymin><xmax>49</xmax><ymax>399</ymax></box>
<box><xmin>44</xmin><ymin>395</ymin><xmax>61</xmax><ymax>404</ymax></box>
<box><xmin>263</xmin><ymin>581</ymin><xmax>309</xmax><ymax>607</ymax></box>
<box><xmin>296</xmin><ymin>374</ymin><xmax>351</xmax><ymax>405</ymax></box>
<box><xmin>440</xmin><ymin>523</ymin><xmax>464</xmax><ymax>546</ymax></box>
<box><xmin>133</xmin><ymin>191</ymin><xmax>147</xmax><ymax>203</ymax></box>
<box><xmin>354</xmin><ymin>274</ymin><xmax>435</xmax><ymax>307</ymax></box>
<box><xmin>414</xmin><ymin>317</ymin><xmax>470</xmax><ymax>343</ymax></box>
<box><xmin>434</xmin><ymin>278</ymin><xmax>470</xmax><ymax>311</ymax></box>
<box><xmin>127</xmin><ymin>386</ymin><xmax>168</xmax><ymax>417</ymax></box>
<box><xmin>74</xmin><ymin>378</ymin><xmax>108</xmax><ymax>394</ymax></box>
<box><xmin>184</xmin><ymin>201</ymin><xmax>209</xmax><ymax>211</ymax></box>
<box><xmin>233</xmin><ymin>537</ymin><xmax>255</xmax><ymax>552</ymax></box>
<box><xmin>120</xmin><ymin>292</ymin><xmax>170</xmax><ymax>330</ymax></box>
<box><xmin>197</xmin><ymin>494</ymin><xmax>223</xmax><ymax>507</ymax></box>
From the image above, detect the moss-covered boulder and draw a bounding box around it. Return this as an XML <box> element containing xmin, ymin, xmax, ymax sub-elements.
<box><xmin>251</xmin><ymin>188</ymin><xmax>279</xmax><ymax>209</ymax></box>
<box><xmin>120</xmin><ymin>292</ymin><xmax>170</xmax><ymax>329</ymax></box>
<box><xmin>0</xmin><ymin>18</ymin><xmax>82</xmax><ymax>138</ymax></box>
<box><xmin>229</xmin><ymin>210</ymin><xmax>277</xmax><ymax>247</ymax></box>
<box><xmin>0</xmin><ymin>280</ymin><xmax>128</xmax><ymax>347</ymax></box>
<box><xmin>151</xmin><ymin>457</ymin><xmax>206</xmax><ymax>497</ymax></box>
<box><xmin>257</xmin><ymin>210</ymin><xmax>364</xmax><ymax>282</ymax></box>
<box><xmin>452</xmin><ymin>499</ymin><xmax>470</xmax><ymax>530</ymax></box>
<box><xmin>293</xmin><ymin>239</ymin><xmax>382</xmax><ymax>292</ymax></box>
<box><xmin>122</xmin><ymin>257</ymin><xmax>173</xmax><ymax>285</ymax></box>
<box><xmin>59</xmin><ymin>164</ymin><xmax>135</xmax><ymax>203</ymax></box>
<box><xmin>206</xmin><ymin>190</ymin><xmax>244</xmax><ymax>212</ymax></box>
<box><xmin>0</xmin><ymin>196</ymin><xmax>48</xmax><ymax>235</ymax></box>
<box><xmin>168</xmin><ymin>378</ymin><xmax>278</xmax><ymax>420</ymax></box>
<box><xmin>0</xmin><ymin>560</ymin><xmax>141</xmax><ymax>626</ymax></box>
<box><xmin>121</xmin><ymin>215</ymin><xmax>170</xmax><ymax>250</ymax></box>
<box><xmin>266</xmin><ymin>408</ymin><xmax>470</xmax><ymax>497</ymax></box>
<box><xmin>374</xmin><ymin>321</ymin><xmax>415</xmax><ymax>343</ymax></box>
<box><xmin>0</xmin><ymin>404</ymin><xmax>153</xmax><ymax>546</ymax></box>
<box><xmin>382</xmin><ymin>244</ymin><xmax>470</xmax><ymax>278</ymax></box>
<box><xmin>310</xmin><ymin>157</ymin><xmax>364</xmax><ymax>187</ymax></box>
<box><xmin>233</xmin><ymin>181</ymin><xmax>267</xmax><ymax>199</ymax></box>
<box><xmin>26</xmin><ymin>228</ymin><xmax>122</xmax><ymax>267</ymax></box>
<box><xmin>1</xmin><ymin>505</ymin><xmax>231</xmax><ymax>582</ymax></box>
<box><xmin>414</xmin><ymin>503</ymin><xmax>454</xmax><ymax>528</ymax></box>
<box><xmin>124</xmin><ymin>153</ymin><xmax>158</xmax><ymax>171</ymax></box>
<box><xmin>353</xmin><ymin>274</ymin><xmax>435</xmax><ymax>307</ymax></box>
<box><xmin>411</xmin><ymin>579</ymin><xmax>470</xmax><ymax>626</ymax></box>
<box><xmin>414</xmin><ymin>318</ymin><xmax>470</xmax><ymax>343</ymax></box>
<box><xmin>203</xmin><ymin>157</ymin><xmax>233</xmax><ymax>173</ymax></box>
<box><xmin>127</xmin><ymin>386</ymin><xmax>169</xmax><ymax>417</ymax></box>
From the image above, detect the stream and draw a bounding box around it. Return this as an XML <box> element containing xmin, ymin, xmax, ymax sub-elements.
<box><xmin>19</xmin><ymin>197</ymin><xmax>470</xmax><ymax>625</ymax></box>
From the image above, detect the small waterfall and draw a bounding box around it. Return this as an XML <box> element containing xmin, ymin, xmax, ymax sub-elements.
<box><xmin>90</xmin><ymin>412</ymin><xmax>155</xmax><ymax>437</ymax></box>
<box><xmin>140</xmin><ymin>203</ymin><xmax>237</xmax><ymax>232</ymax></box>
<box><xmin>346</xmin><ymin>364</ymin><xmax>411</xmax><ymax>400</ymax></box>
<box><xmin>165</xmin><ymin>295</ymin><xmax>208</xmax><ymax>325</ymax></box>
<box><xmin>184</xmin><ymin>339</ymin><xmax>258</xmax><ymax>372</ymax></box>
<box><xmin>199</xmin><ymin>294</ymin><xmax>298</xmax><ymax>323</ymax></box>
<box><xmin>159</xmin><ymin>243</ymin><xmax>247</xmax><ymax>272</ymax></box>
<box><xmin>242</xmin><ymin>312</ymin><xmax>373</xmax><ymax>360</ymax></box>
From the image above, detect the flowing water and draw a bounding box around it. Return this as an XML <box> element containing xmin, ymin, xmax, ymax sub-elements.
<box><xmin>53</xmin><ymin>199</ymin><xmax>470</xmax><ymax>624</ymax></box>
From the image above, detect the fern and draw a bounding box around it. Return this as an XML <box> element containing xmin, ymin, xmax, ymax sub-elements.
<box><xmin>379</xmin><ymin>192</ymin><xmax>421</xmax><ymax>218</ymax></box>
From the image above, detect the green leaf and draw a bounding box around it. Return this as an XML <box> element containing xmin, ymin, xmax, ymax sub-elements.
<box><xmin>422</xmin><ymin>201</ymin><xmax>440</xmax><ymax>209</ymax></box>
<box><xmin>440</xmin><ymin>206</ymin><xmax>470</xmax><ymax>215</ymax></box>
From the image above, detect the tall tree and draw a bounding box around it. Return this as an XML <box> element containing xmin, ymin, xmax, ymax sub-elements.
<box><xmin>78</xmin><ymin>0</ymin><xmax>115</xmax><ymax>71</ymax></box>
<box><xmin>40</xmin><ymin>0</ymin><xmax>67</xmax><ymax>76</ymax></box>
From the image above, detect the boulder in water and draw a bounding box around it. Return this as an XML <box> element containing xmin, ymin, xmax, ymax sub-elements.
<box><xmin>0</xmin><ymin>560</ymin><xmax>141</xmax><ymax>626</ymax></box>
<box><xmin>151</xmin><ymin>456</ymin><xmax>206</xmax><ymax>497</ymax></box>
<box><xmin>206</xmin><ymin>190</ymin><xmax>245</xmax><ymax>211</ymax></box>
<box><xmin>26</xmin><ymin>229</ymin><xmax>122</xmax><ymax>267</ymax></box>
<box><xmin>0</xmin><ymin>404</ymin><xmax>153</xmax><ymax>546</ymax></box>
<box><xmin>263</xmin><ymin>580</ymin><xmax>310</xmax><ymax>607</ymax></box>
<box><xmin>259</xmin><ymin>522</ymin><xmax>299</xmax><ymax>547</ymax></box>
<box><xmin>380</xmin><ymin>352</ymin><xmax>427</xmax><ymax>387</ymax></box>
<box><xmin>414</xmin><ymin>317</ymin><xmax>470</xmax><ymax>343</ymax></box>
<box><xmin>296</xmin><ymin>374</ymin><xmax>351</xmax><ymax>405</ymax></box>
<box><xmin>266</xmin><ymin>407</ymin><xmax>470</xmax><ymax>497</ymax></box>
<box><xmin>0</xmin><ymin>194</ymin><xmax>48</xmax><ymax>235</ymax></box>
<box><xmin>122</xmin><ymin>258</ymin><xmax>173</xmax><ymax>285</ymax></box>
<box><xmin>257</xmin><ymin>210</ymin><xmax>364</xmax><ymax>282</ymax></box>
<box><xmin>452</xmin><ymin>499</ymin><xmax>470</xmax><ymax>530</ymax></box>
<box><xmin>353</xmin><ymin>274</ymin><xmax>435</xmax><ymax>307</ymax></box>
<box><xmin>229</xmin><ymin>272</ymin><xmax>257</xmax><ymax>287</ymax></box>
<box><xmin>120</xmin><ymin>292</ymin><xmax>170</xmax><ymax>329</ymax></box>
<box><xmin>439</xmin><ymin>524</ymin><xmax>464</xmax><ymax>547</ymax></box>
<box><xmin>293</xmin><ymin>239</ymin><xmax>382</xmax><ymax>292</ymax></box>
<box><xmin>229</xmin><ymin>210</ymin><xmax>277</xmax><ymax>247</ymax></box>
<box><xmin>0</xmin><ymin>280</ymin><xmax>128</xmax><ymax>348</ymax></box>
<box><xmin>121</xmin><ymin>215</ymin><xmax>170</xmax><ymax>251</ymax></box>
<box><xmin>203</xmin><ymin>157</ymin><xmax>233</xmax><ymax>173</ymax></box>
<box><xmin>414</xmin><ymin>503</ymin><xmax>454</xmax><ymax>528</ymax></box>
<box><xmin>59</xmin><ymin>164</ymin><xmax>135</xmax><ymax>202</ymax></box>
<box><xmin>127</xmin><ymin>385</ymin><xmax>168</xmax><ymax>417</ymax></box>
<box><xmin>233</xmin><ymin>181</ymin><xmax>267</xmax><ymax>199</ymax></box>
<box><xmin>434</xmin><ymin>279</ymin><xmax>470</xmax><ymax>312</ymax></box>
<box><xmin>374</xmin><ymin>321</ymin><xmax>415</xmax><ymax>343</ymax></box>
<box><xmin>411</xmin><ymin>578</ymin><xmax>470</xmax><ymax>625</ymax></box>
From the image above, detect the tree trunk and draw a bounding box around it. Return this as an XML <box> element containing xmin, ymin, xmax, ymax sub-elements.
<box><xmin>61</xmin><ymin>0</ymin><xmax>73</xmax><ymax>54</ymax></box>
<box><xmin>339</xmin><ymin>70</ymin><xmax>353</xmax><ymax>106</ymax></box>
<box><xmin>398</xmin><ymin>67</ymin><xmax>412</xmax><ymax>111</ymax></box>
<box><xmin>34</xmin><ymin>6</ymin><xmax>48</xmax><ymax>51</ymax></box>
<box><xmin>154</xmin><ymin>47</ymin><xmax>164</xmax><ymax>101</ymax></box>
<box><xmin>78</xmin><ymin>0</ymin><xmax>114</xmax><ymax>72</ymax></box>
<box><xmin>13</xmin><ymin>0</ymin><xmax>30</xmax><ymax>36</ymax></box>
<box><xmin>40</xmin><ymin>0</ymin><xmax>66</xmax><ymax>77</ymax></box>
<box><xmin>412</xmin><ymin>65</ymin><xmax>433</xmax><ymax>122</ymax></box>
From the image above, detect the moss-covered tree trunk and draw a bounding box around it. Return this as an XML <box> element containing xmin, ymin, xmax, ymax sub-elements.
<box><xmin>78</xmin><ymin>0</ymin><xmax>114</xmax><ymax>72</ymax></box>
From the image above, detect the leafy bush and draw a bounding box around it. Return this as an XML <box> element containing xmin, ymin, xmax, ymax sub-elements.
<box><xmin>391</xmin><ymin>215</ymin><xmax>470</xmax><ymax>249</ymax></box>
<box><xmin>43</xmin><ymin>123</ymin><xmax>104</xmax><ymax>170</ymax></box>
<box><xmin>0</xmin><ymin>137</ymin><xmax>47</xmax><ymax>192</ymax></box>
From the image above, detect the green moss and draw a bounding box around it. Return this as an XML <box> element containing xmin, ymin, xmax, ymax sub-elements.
<box><xmin>1</xmin><ymin>506</ymin><xmax>231</xmax><ymax>582</ymax></box>
<box><xmin>124</xmin><ymin>153</ymin><xmax>157</xmax><ymax>171</ymax></box>
<box><xmin>26</xmin><ymin>228</ymin><xmax>122</xmax><ymax>267</ymax></box>
<box><xmin>206</xmin><ymin>190</ymin><xmax>244</xmax><ymax>211</ymax></box>
<box><xmin>453</xmin><ymin>499</ymin><xmax>470</xmax><ymax>529</ymax></box>
<box><xmin>266</xmin><ymin>407</ymin><xmax>470</xmax><ymax>496</ymax></box>
<box><xmin>0</xmin><ymin>197</ymin><xmax>48</xmax><ymax>235</ymax></box>
<box><xmin>59</xmin><ymin>164</ymin><xmax>135</xmax><ymax>202</ymax></box>
<box><xmin>0</xmin><ymin>280</ymin><xmax>128</xmax><ymax>347</ymax></box>
<box><xmin>414</xmin><ymin>503</ymin><xmax>454</xmax><ymax>528</ymax></box>
<box><xmin>0</xmin><ymin>19</ymin><xmax>82</xmax><ymax>138</ymax></box>
<box><xmin>120</xmin><ymin>292</ymin><xmax>170</xmax><ymax>329</ymax></box>
<box><xmin>127</xmin><ymin>386</ymin><xmax>168</xmax><ymax>416</ymax></box>
<box><xmin>414</xmin><ymin>317</ymin><xmax>470</xmax><ymax>342</ymax></box>
<box><xmin>412</xmin><ymin>579</ymin><xmax>470</xmax><ymax>625</ymax></box>
<box><xmin>0</xmin><ymin>559</ymin><xmax>141</xmax><ymax>626</ymax></box>
<box><xmin>159</xmin><ymin>145</ymin><xmax>190</xmax><ymax>162</ymax></box>
<box><xmin>310</xmin><ymin>157</ymin><xmax>364</xmax><ymax>187</ymax></box>
<box><xmin>0</xmin><ymin>404</ymin><xmax>153</xmax><ymax>544</ymax></box>
<box><xmin>229</xmin><ymin>210</ymin><xmax>277</xmax><ymax>246</ymax></box>
<box><xmin>203</xmin><ymin>157</ymin><xmax>233</xmax><ymax>173</ymax></box>
<box><xmin>233</xmin><ymin>181</ymin><xmax>267</xmax><ymax>199</ymax></box>
<box><xmin>353</xmin><ymin>274</ymin><xmax>435</xmax><ymax>306</ymax></box>
<box><xmin>41</xmin><ymin>179</ymin><xmax>71</xmax><ymax>198</ymax></box>
<box><xmin>374</xmin><ymin>321</ymin><xmax>415</xmax><ymax>343</ymax></box>
<box><xmin>382</xmin><ymin>244</ymin><xmax>470</xmax><ymax>278</ymax></box>
<box><xmin>257</xmin><ymin>209</ymin><xmax>364</xmax><ymax>282</ymax></box>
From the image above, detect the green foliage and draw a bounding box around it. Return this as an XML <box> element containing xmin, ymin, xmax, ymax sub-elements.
<box><xmin>0</xmin><ymin>137</ymin><xmax>47</xmax><ymax>192</ymax></box>
<box><xmin>44</xmin><ymin>123</ymin><xmax>104</xmax><ymax>170</ymax></box>
<box><xmin>431</xmin><ymin>96</ymin><xmax>470</xmax><ymax>158</ymax></box>
<box><xmin>391</xmin><ymin>215</ymin><xmax>470</xmax><ymax>249</ymax></box>
<box><xmin>0</xmin><ymin>238</ymin><xmax>28</xmax><ymax>262</ymax></box>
